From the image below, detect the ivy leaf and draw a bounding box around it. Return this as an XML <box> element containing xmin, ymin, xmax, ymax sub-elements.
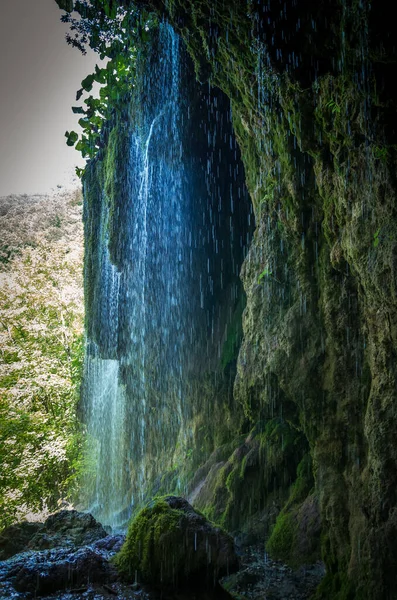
<box><xmin>72</xmin><ymin>106</ymin><xmax>85</xmax><ymax>114</ymax></box>
<box><xmin>65</xmin><ymin>131</ymin><xmax>78</xmax><ymax>147</ymax></box>
<box><xmin>78</xmin><ymin>117</ymin><xmax>89</xmax><ymax>128</ymax></box>
<box><xmin>94</xmin><ymin>65</ymin><xmax>107</xmax><ymax>84</ymax></box>
<box><xmin>76</xmin><ymin>88</ymin><xmax>84</xmax><ymax>101</ymax></box>
<box><xmin>81</xmin><ymin>74</ymin><xmax>95</xmax><ymax>92</ymax></box>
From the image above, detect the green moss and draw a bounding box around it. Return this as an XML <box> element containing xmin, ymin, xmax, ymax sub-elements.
<box><xmin>225</xmin><ymin>463</ymin><xmax>242</xmax><ymax>494</ymax></box>
<box><xmin>314</xmin><ymin>571</ymin><xmax>357</xmax><ymax>600</ymax></box>
<box><xmin>193</xmin><ymin>420</ymin><xmax>311</xmax><ymax>538</ymax></box>
<box><xmin>265</xmin><ymin>453</ymin><xmax>316</xmax><ymax>566</ymax></box>
<box><xmin>221</xmin><ymin>294</ymin><xmax>245</xmax><ymax>370</ymax></box>
<box><xmin>266</xmin><ymin>511</ymin><xmax>297</xmax><ymax>563</ymax></box>
<box><xmin>284</xmin><ymin>453</ymin><xmax>313</xmax><ymax>510</ymax></box>
<box><xmin>114</xmin><ymin>496</ymin><xmax>234</xmax><ymax>589</ymax></box>
<box><xmin>114</xmin><ymin>499</ymin><xmax>184</xmax><ymax>583</ymax></box>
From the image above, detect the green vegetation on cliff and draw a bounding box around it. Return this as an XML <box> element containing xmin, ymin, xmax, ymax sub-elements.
<box><xmin>56</xmin><ymin>0</ymin><xmax>157</xmax><ymax>168</ymax></box>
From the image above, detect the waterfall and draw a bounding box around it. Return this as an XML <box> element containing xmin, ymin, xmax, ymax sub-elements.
<box><xmin>82</xmin><ymin>23</ymin><xmax>253</xmax><ymax>529</ymax></box>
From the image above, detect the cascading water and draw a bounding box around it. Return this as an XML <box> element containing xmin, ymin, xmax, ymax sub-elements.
<box><xmin>83</xmin><ymin>23</ymin><xmax>253</xmax><ymax>528</ymax></box>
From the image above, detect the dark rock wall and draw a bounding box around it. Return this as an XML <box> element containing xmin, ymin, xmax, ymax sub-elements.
<box><xmin>131</xmin><ymin>1</ymin><xmax>397</xmax><ymax>598</ymax></box>
<box><xmin>84</xmin><ymin>0</ymin><xmax>397</xmax><ymax>596</ymax></box>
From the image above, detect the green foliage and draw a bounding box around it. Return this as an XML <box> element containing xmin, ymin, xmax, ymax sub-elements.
<box><xmin>0</xmin><ymin>195</ymin><xmax>85</xmax><ymax>529</ymax></box>
<box><xmin>257</xmin><ymin>266</ymin><xmax>281</xmax><ymax>285</ymax></box>
<box><xmin>55</xmin><ymin>0</ymin><xmax>73</xmax><ymax>12</ymax></box>
<box><xmin>257</xmin><ymin>267</ymin><xmax>272</xmax><ymax>283</ymax></box>
<box><xmin>65</xmin><ymin>130</ymin><xmax>78</xmax><ymax>147</ymax></box>
<box><xmin>55</xmin><ymin>0</ymin><xmax>158</xmax><ymax>170</ymax></box>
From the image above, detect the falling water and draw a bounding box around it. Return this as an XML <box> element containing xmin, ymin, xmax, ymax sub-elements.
<box><xmin>82</xmin><ymin>23</ymin><xmax>252</xmax><ymax>528</ymax></box>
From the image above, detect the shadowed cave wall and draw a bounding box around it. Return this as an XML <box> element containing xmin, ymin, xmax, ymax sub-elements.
<box><xmin>84</xmin><ymin>2</ymin><xmax>397</xmax><ymax>598</ymax></box>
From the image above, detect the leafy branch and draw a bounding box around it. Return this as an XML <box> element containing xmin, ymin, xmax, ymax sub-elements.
<box><xmin>56</xmin><ymin>0</ymin><xmax>157</xmax><ymax>171</ymax></box>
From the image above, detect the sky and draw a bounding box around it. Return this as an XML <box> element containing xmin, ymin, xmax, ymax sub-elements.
<box><xmin>0</xmin><ymin>0</ymin><xmax>99</xmax><ymax>196</ymax></box>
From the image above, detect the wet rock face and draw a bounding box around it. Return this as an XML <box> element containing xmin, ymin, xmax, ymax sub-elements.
<box><xmin>137</xmin><ymin>2</ymin><xmax>397</xmax><ymax>598</ymax></box>
<box><xmin>114</xmin><ymin>496</ymin><xmax>239</xmax><ymax>590</ymax></box>
<box><xmin>0</xmin><ymin>533</ymin><xmax>125</xmax><ymax>598</ymax></box>
<box><xmin>10</xmin><ymin>545</ymin><xmax>117</xmax><ymax>595</ymax></box>
<box><xmin>31</xmin><ymin>510</ymin><xmax>109</xmax><ymax>549</ymax></box>
<box><xmin>0</xmin><ymin>522</ymin><xmax>44</xmax><ymax>561</ymax></box>
<box><xmin>220</xmin><ymin>543</ymin><xmax>325</xmax><ymax>600</ymax></box>
<box><xmin>0</xmin><ymin>510</ymin><xmax>108</xmax><ymax>560</ymax></box>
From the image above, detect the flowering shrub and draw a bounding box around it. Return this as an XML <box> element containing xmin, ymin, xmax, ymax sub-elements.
<box><xmin>0</xmin><ymin>188</ymin><xmax>84</xmax><ymax>528</ymax></box>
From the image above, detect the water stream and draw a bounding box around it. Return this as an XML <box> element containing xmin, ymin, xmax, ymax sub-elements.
<box><xmin>83</xmin><ymin>23</ymin><xmax>252</xmax><ymax>528</ymax></box>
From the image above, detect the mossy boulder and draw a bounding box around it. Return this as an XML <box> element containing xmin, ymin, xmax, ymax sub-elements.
<box><xmin>114</xmin><ymin>496</ymin><xmax>239</xmax><ymax>590</ymax></box>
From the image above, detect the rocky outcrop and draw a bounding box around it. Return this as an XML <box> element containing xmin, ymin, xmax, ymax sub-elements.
<box><xmin>8</xmin><ymin>544</ymin><xmax>117</xmax><ymax>596</ymax></box>
<box><xmin>0</xmin><ymin>510</ymin><xmax>107</xmax><ymax>560</ymax></box>
<box><xmin>79</xmin><ymin>0</ymin><xmax>397</xmax><ymax>596</ymax></box>
<box><xmin>0</xmin><ymin>522</ymin><xmax>43</xmax><ymax>561</ymax></box>
<box><xmin>0</xmin><ymin>511</ymin><xmax>124</xmax><ymax>598</ymax></box>
<box><xmin>114</xmin><ymin>496</ymin><xmax>239</xmax><ymax>590</ymax></box>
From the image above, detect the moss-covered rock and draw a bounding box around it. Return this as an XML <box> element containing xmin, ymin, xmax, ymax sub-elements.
<box><xmin>192</xmin><ymin>421</ymin><xmax>312</xmax><ymax>545</ymax></box>
<box><xmin>114</xmin><ymin>496</ymin><xmax>238</xmax><ymax>590</ymax></box>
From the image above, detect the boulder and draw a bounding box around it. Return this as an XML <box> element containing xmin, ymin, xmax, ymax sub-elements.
<box><xmin>114</xmin><ymin>495</ymin><xmax>239</xmax><ymax>590</ymax></box>
<box><xmin>11</xmin><ymin>545</ymin><xmax>116</xmax><ymax>595</ymax></box>
<box><xmin>0</xmin><ymin>510</ymin><xmax>107</xmax><ymax>560</ymax></box>
<box><xmin>29</xmin><ymin>510</ymin><xmax>108</xmax><ymax>550</ymax></box>
<box><xmin>0</xmin><ymin>534</ymin><xmax>124</xmax><ymax>597</ymax></box>
<box><xmin>0</xmin><ymin>522</ymin><xmax>43</xmax><ymax>561</ymax></box>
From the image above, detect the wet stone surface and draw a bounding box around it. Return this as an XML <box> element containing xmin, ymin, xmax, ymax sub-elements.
<box><xmin>0</xmin><ymin>534</ymin><xmax>126</xmax><ymax>599</ymax></box>
<box><xmin>0</xmin><ymin>510</ymin><xmax>108</xmax><ymax>561</ymax></box>
<box><xmin>0</xmin><ymin>511</ymin><xmax>324</xmax><ymax>600</ymax></box>
<box><xmin>220</xmin><ymin>544</ymin><xmax>325</xmax><ymax>600</ymax></box>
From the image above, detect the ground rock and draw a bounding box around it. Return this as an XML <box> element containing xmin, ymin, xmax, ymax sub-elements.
<box><xmin>0</xmin><ymin>522</ymin><xmax>44</xmax><ymax>561</ymax></box>
<box><xmin>0</xmin><ymin>534</ymin><xmax>124</xmax><ymax>598</ymax></box>
<box><xmin>12</xmin><ymin>546</ymin><xmax>116</xmax><ymax>595</ymax></box>
<box><xmin>0</xmin><ymin>510</ymin><xmax>107</xmax><ymax>560</ymax></box>
<box><xmin>220</xmin><ymin>543</ymin><xmax>325</xmax><ymax>600</ymax></box>
<box><xmin>29</xmin><ymin>510</ymin><xmax>108</xmax><ymax>550</ymax></box>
